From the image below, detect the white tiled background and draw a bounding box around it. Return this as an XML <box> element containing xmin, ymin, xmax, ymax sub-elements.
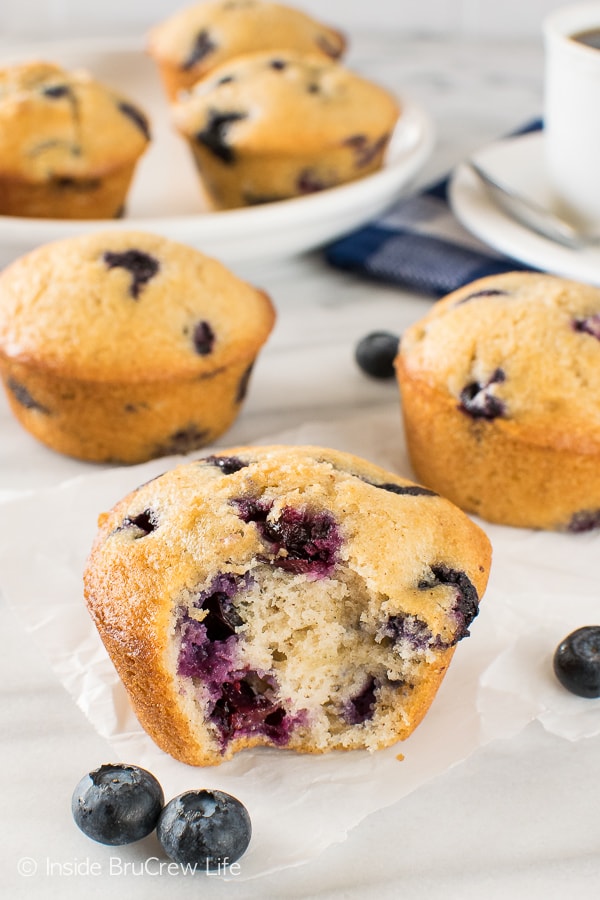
<box><xmin>0</xmin><ymin>0</ymin><xmax>575</xmax><ymax>40</ymax></box>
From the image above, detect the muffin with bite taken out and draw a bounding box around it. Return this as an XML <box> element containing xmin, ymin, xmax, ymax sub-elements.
<box><xmin>84</xmin><ymin>444</ymin><xmax>492</xmax><ymax>765</ymax></box>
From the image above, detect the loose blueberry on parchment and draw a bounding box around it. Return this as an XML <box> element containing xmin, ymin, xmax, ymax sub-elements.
<box><xmin>157</xmin><ymin>789</ymin><xmax>251</xmax><ymax>870</ymax></box>
<box><xmin>553</xmin><ymin>626</ymin><xmax>600</xmax><ymax>698</ymax></box>
<box><xmin>71</xmin><ymin>764</ymin><xmax>164</xmax><ymax>845</ymax></box>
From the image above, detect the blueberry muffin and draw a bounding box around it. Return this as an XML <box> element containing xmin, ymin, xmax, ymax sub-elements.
<box><xmin>0</xmin><ymin>231</ymin><xmax>275</xmax><ymax>463</ymax></box>
<box><xmin>147</xmin><ymin>0</ymin><xmax>345</xmax><ymax>101</ymax></box>
<box><xmin>396</xmin><ymin>272</ymin><xmax>600</xmax><ymax>531</ymax></box>
<box><xmin>0</xmin><ymin>61</ymin><xmax>151</xmax><ymax>219</ymax></box>
<box><xmin>172</xmin><ymin>50</ymin><xmax>400</xmax><ymax>209</ymax></box>
<box><xmin>84</xmin><ymin>445</ymin><xmax>492</xmax><ymax>766</ymax></box>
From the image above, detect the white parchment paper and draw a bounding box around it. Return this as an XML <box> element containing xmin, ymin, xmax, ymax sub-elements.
<box><xmin>0</xmin><ymin>408</ymin><xmax>598</xmax><ymax>880</ymax></box>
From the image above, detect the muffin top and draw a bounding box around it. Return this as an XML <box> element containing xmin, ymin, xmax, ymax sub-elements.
<box><xmin>172</xmin><ymin>50</ymin><xmax>400</xmax><ymax>157</ymax></box>
<box><xmin>397</xmin><ymin>272</ymin><xmax>600</xmax><ymax>451</ymax></box>
<box><xmin>147</xmin><ymin>0</ymin><xmax>345</xmax><ymax>82</ymax></box>
<box><xmin>0</xmin><ymin>230</ymin><xmax>275</xmax><ymax>382</ymax></box>
<box><xmin>85</xmin><ymin>444</ymin><xmax>491</xmax><ymax>649</ymax></box>
<box><xmin>0</xmin><ymin>61</ymin><xmax>150</xmax><ymax>181</ymax></box>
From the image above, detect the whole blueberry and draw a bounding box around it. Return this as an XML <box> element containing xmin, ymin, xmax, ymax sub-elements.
<box><xmin>553</xmin><ymin>626</ymin><xmax>600</xmax><ymax>698</ymax></box>
<box><xmin>71</xmin><ymin>764</ymin><xmax>164</xmax><ymax>845</ymax></box>
<box><xmin>355</xmin><ymin>331</ymin><xmax>400</xmax><ymax>379</ymax></box>
<box><xmin>157</xmin><ymin>789</ymin><xmax>251</xmax><ymax>870</ymax></box>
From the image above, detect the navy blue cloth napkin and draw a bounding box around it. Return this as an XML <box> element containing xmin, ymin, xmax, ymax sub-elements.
<box><xmin>325</xmin><ymin>120</ymin><xmax>542</xmax><ymax>297</ymax></box>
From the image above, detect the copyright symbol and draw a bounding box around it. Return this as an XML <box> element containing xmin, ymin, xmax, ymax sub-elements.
<box><xmin>17</xmin><ymin>857</ymin><xmax>37</xmax><ymax>877</ymax></box>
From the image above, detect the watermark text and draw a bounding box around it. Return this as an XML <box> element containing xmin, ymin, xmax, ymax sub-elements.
<box><xmin>17</xmin><ymin>855</ymin><xmax>242</xmax><ymax>878</ymax></box>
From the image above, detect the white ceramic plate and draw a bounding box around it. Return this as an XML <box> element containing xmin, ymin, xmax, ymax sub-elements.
<box><xmin>0</xmin><ymin>38</ymin><xmax>435</xmax><ymax>267</ymax></box>
<box><xmin>449</xmin><ymin>130</ymin><xmax>600</xmax><ymax>286</ymax></box>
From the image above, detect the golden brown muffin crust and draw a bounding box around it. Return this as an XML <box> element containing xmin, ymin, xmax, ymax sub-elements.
<box><xmin>0</xmin><ymin>61</ymin><xmax>150</xmax><ymax>181</ymax></box>
<box><xmin>0</xmin><ymin>229</ymin><xmax>275</xmax><ymax>382</ymax></box>
<box><xmin>173</xmin><ymin>50</ymin><xmax>399</xmax><ymax>155</ymax></box>
<box><xmin>147</xmin><ymin>0</ymin><xmax>345</xmax><ymax>98</ymax></box>
<box><xmin>397</xmin><ymin>272</ymin><xmax>600</xmax><ymax>530</ymax></box>
<box><xmin>0</xmin><ymin>231</ymin><xmax>275</xmax><ymax>462</ymax></box>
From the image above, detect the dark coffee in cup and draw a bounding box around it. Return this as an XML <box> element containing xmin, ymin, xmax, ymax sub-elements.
<box><xmin>571</xmin><ymin>28</ymin><xmax>600</xmax><ymax>49</ymax></box>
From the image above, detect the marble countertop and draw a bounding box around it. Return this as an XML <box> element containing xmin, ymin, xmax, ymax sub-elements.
<box><xmin>2</xmin><ymin>32</ymin><xmax>599</xmax><ymax>900</ymax></box>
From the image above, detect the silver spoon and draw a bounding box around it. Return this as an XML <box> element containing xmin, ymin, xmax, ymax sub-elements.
<box><xmin>469</xmin><ymin>160</ymin><xmax>600</xmax><ymax>250</ymax></box>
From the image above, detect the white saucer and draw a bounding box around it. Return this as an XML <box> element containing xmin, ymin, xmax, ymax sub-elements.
<box><xmin>449</xmin><ymin>131</ymin><xmax>600</xmax><ymax>286</ymax></box>
<box><xmin>0</xmin><ymin>38</ymin><xmax>435</xmax><ymax>268</ymax></box>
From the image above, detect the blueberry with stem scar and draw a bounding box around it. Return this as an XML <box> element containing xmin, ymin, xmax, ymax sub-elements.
<box><xmin>157</xmin><ymin>790</ymin><xmax>251</xmax><ymax>870</ymax></box>
<box><xmin>72</xmin><ymin>764</ymin><xmax>164</xmax><ymax>846</ymax></box>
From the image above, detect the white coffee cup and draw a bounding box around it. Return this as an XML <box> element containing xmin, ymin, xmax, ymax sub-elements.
<box><xmin>544</xmin><ymin>2</ymin><xmax>600</xmax><ymax>228</ymax></box>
